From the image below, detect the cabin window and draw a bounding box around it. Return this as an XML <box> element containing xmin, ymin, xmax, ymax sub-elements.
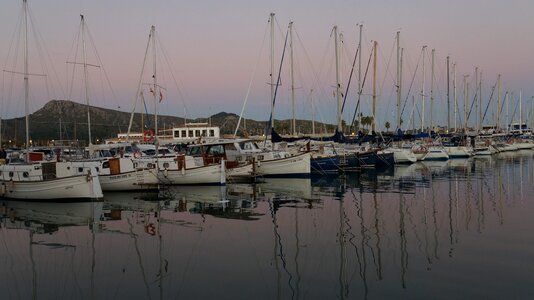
<box><xmin>23</xmin><ymin>172</ymin><xmax>29</xmax><ymax>178</ymax></box>
<box><xmin>208</xmin><ymin>145</ymin><xmax>224</xmax><ymax>155</ymax></box>
<box><xmin>195</xmin><ymin>130</ymin><xmax>201</xmax><ymax>137</ymax></box>
<box><xmin>163</xmin><ymin>162</ymin><xmax>170</xmax><ymax>169</ymax></box>
<box><xmin>187</xmin><ymin>147</ymin><xmax>202</xmax><ymax>156</ymax></box>
<box><xmin>96</xmin><ymin>167</ymin><xmax>100</xmax><ymax>172</ymax></box>
<box><xmin>102</xmin><ymin>162</ymin><xmax>110</xmax><ymax>169</ymax></box>
<box><xmin>174</xmin><ymin>130</ymin><xmax>180</xmax><ymax>138</ymax></box>
<box><xmin>209</xmin><ymin>129</ymin><xmax>215</xmax><ymax>137</ymax></box>
<box><xmin>147</xmin><ymin>163</ymin><xmax>155</xmax><ymax>169</ymax></box>
<box><xmin>78</xmin><ymin>167</ymin><xmax>84</xmax><ymax>173</ymax></box>
<box><xmin>133</xmin><ymin>163</ymin><xmax>137</xmax><ymax>169</ymax></box>
<box><xmin>181</xmin><ymin>130</ymin><xmax>187</xmax><ymax>138</ymax></box>
<box><xmin>9</xmin><ymin>172</ymin><xmax>13</xmax><ymax>178</ymax></box>
<box><xmin>258</xmin><ymin>155</ymin><xmax>264</xmax><ymax>161</ymax></box>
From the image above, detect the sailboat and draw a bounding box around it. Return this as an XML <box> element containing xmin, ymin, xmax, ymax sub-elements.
<box><xmin>66</xmin><ymin>15</ymin><xmax>159</xmax><ymax>191</ymax></box>
<box><xmin>129</xmin><ymin>25</ymin><xmax>226</xmax><ymax>185</ymax></box>
<box><xmin>0</xmin><ymin>0</ymin><xmax>102</xmax><ymax>201</ymax></box>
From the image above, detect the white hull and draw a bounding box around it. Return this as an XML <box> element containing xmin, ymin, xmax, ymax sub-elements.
<box><xmin>391</xmin><ymin>148</ymin><xmax>417</xmax><ymax>164</ymax></box>
<box><xmin>227</xmin><ymin>163</ymin><xmax>255</xmax><ymax>182</ymax></box>
<box><xmin>515</xmin><ymin>142</ymin><xmax>534</xmax><ymax>150</ymax></box>
<box><xmin>414</xmin><ymin>152</ymin><xmax>427</xmax><ymax>161</ymax></box>
<box><xmin>424</xmin><ymin>148</ymin><xmax>449</xmax><ymax>161</ymax></box>
<box><xmin>446</xmin><ymin>146</ymin><xmax>473</xmax><ymax>158</ymax></box>
<box><xmin>99</xmin><ymin>169</ymin><xmax>159</xmax><ymax>191</ymax></box>
<box><xmin>473</xmin><ymin>147</ymin><xmax>492</xmax><ymax>156</ymax></box>
<box><xmin>1</xmin><ymin>174</ymin><xmax>102</xmax><ymax>200</ymax></box>
<box><xmin>256</xmin><ymin>152</ymin><xmax>311</xmax><ymax>177</ymax></box>
<box><xmin>158</xmin><ymin>164</ymin><xmax>226</xmax><ymax>185</ymax></box>
<box><xmin>73</xmin><ymin>158</ymin><xmax>159</xmax><ymax>191</ymax></box>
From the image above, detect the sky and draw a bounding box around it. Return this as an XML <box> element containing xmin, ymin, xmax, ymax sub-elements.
<box><xmin>1</xmin><ymin>0</ymin><xmax>533</xmax><ymax>131</ymax></box>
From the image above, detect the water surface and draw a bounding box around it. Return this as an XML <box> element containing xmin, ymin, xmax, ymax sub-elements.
<box><xmin>1</xmin><ymin>151</ymin><xmax>533</xmax><ymax>299</ymax></box>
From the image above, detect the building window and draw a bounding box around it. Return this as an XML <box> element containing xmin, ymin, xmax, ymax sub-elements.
<box><xmin>181</xmin><ymin>130</ymin><xmax>187</xmax><ymax>138</ymax></box>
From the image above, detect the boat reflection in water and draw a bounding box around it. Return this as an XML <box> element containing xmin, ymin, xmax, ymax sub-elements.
<box><xmin>0</xmin><ymin>151</ymin><xmax>533</xmax><ymax>299</ymax></box>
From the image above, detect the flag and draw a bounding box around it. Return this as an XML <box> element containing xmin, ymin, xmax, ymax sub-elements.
<box><xmin>159</xmin><ymin>91</ymin><xmax>163</xmax><ymax>102</ymax></box>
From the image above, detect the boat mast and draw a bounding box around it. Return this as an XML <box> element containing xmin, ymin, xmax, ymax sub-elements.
<box><xmin>519</xmin><ymin>90</ymin><xmax>522</xmax><ymax>134</ymax></box>
<box><xmin>505</xmin><ymin>92</ymin><xmax>509</xmax><ymax>133</ymax></box>
<box><xmin>311</xmin><ymin>89</ymin><xmax>316</xmax><ymax>135</ymax></box>
<box><xmin>421</xmin><ymin>46</ymin><xmax>427</xmax><ymax>132</ymax></box>
<box><xmin>151</xmin><ymin>25</ymin><xmax>158</xmax><ymax>143</ymax></box>
<box><xmin>497</xmin><ymin>74</ymin><xmax>501</xmax><ymax>130</ymax></box>
<box><xmin>447</xmin><ymin>56</ymin><xmax>450</xmax><ymax>132</ymax></box>
<box><xmin>289</xmin><ymin>21</ymin><xmax>296</xmax><ymax>136</ymax></box>
<box><xmin>334</xmin><ymin>26</ymin><xmax>342</xmax><ymax>133</ymax></box>
<box><xmin>474</xmin><ymin>67</ymin><xmax>480</xmax><ymax>132</ymax></box>
<box><xmin>358</xmin><ymin>24</ymin><xmax>363</xmax><ymax>131</ymax></box>
<box><xmin>23</xmin><ymin>0</ymin><xmax>30</xmax><ymax>159</ymax></box>
<box><xmin>464</xmin><ymin>75</ymin><xmax>469</xmax><ymax>132</ymax></box>
<box><xmin>81</xmin><ymin>15</ymin><xmax>92</xmax><ymax>145</ymax></box>
<box><xmin>372</xmin><ymin>41</ymin><xmax>377</xmax><ymax>133</ymax></box>
<box><xmin>478</xmin><ymin>70</ymin><xmax>484</xmax><ymax>132</ymax></box>
<box><xmin>430</xmin><ymin>49</ymin><xmax>435</xmax><ymax>132</ymax></box>
<box><xmin>453</xmin><ymin>63</ymin><xmax>457</xmax><ymax>132</ymax></box>
<box><xmin>396</xmin><ymin>31</ymin><xmax>401</xmax><ymax>131</ymax></box>
<box><xmin>269</xmin><ymin>13</ymin><xmax>276</xmax><ymax>129</ymax></box>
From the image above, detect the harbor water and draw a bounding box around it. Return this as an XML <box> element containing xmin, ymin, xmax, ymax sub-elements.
<box><xmin>1</xmin><ymin>150</ymin><xmax>533</xmax><ymax>299</ymax></box>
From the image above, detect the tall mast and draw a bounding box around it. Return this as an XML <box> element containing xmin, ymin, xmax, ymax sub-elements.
<box><xmin>372</xmin><ymin>41</ymin><xmax>377</xmax><ymax>133</ymax></box>
<box><xmin>23</xmin><ymin>0</ymin><xmax>30</xmax><ymax>159</ymax></box>
<box><xmin>478</xmin><ymin>70</ymin><xmax>483</xmax><ymax>132</ymax></box>
<box><xmin>497</xmin><ymin>74</ymin><xmax>502</xmax><ymax>130</ymax></box>
<box><xmin>519</xmin><ymin>90</ymin><xmax>523</xmax><ymax>134</ymax></box>
<box><xmin>396</xmin><ymin>31</ymin><xmax>401</xmax><ymax>130</ymax></box>
<box><xmin>474</xmin><ymin>67</ymin><xmax>479</xmax><ymax>131</ymax></box>
<box><xmin>464</xmin><ymin>75</ymin><xmax>469</xmax><ymax>132</ymax></box>
<box><xmin>311</xmin><ymin>89</ymin><xmax>315</xmax><ymax>135</ymax></box>
<box><xmin>334</xmin><ymin>26</ymin><xmax>342</xmax><ymax>133</ymax></box>
<box><xmin>430</xmin><ymin>49</ymin><xmax>435</xmax><ymax>132</ymax></box>
<box><xmin>151</xmin><ymin>25</ymin><xmax>158</xmax><ymax>142</ymax></box>
<box><xmin>81</xmin><ymin>15</ymin><xmax>92</xmax><ymax>145</ymax></box>
<box><xmin>453</xmin><ymin>63</ymin><xmax>457</xmax><ymax>132</ymax></box>
<box><xmin>358</xmin><ymin>24</ymin><xmax>363</xmax><ymax>130</ymax></box>
<box><xmin>289</xmin><ymin>21</ymin><xmax>296</xmax><ymax>136</ymax></box>
<box><xmin>421</xmin><ymin>46</ymin><xmax>427</xmax><ymax>132</ymax></box>
<box><xmin>269</xmin><ymin>13</ymin><xmax>276</xmax><ymax>128</ymax></box>
<box><xmin>505</xmin><ymin>92</ymin><xmax>509</xmax><ymax>132</ymax></box>
<box><xmin>447</xmin><ymin>56</ymin><xmax>450</xmax><ymax>132</ymax></box>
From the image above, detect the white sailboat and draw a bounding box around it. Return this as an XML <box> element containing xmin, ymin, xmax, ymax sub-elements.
<box><xmin>0</xmin><ymin>0</ymin><xmax>102</xmax><ymax>201</ymax></box>
<box><xmin>128</xmin><ymin>25</ymin><xmax>226</xmax><ymax>185</ymax></box>
<box><xmin>67</xmin><ymin>15</ymin><xmax>159</xmax><ymax>191</ymax></box>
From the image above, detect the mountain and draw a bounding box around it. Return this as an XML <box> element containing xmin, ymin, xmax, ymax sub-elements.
<box><xmin>0</xmin><ymin>100</ymin><xmax>336</xmax><ymax>146</ymax></box>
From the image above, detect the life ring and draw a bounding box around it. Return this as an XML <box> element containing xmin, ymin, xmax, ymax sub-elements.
<box><xmin>133</xmin><ymin>150</ymin><xmax>142</xmax><ymax>159</ymax></box>
<box><xmin>144</xmin><ymin>223</ymin><xmax>156</xmax><ymax>236</ymax></box>
<box><xmin>143</xmin><ymin>130</ymin><xmax>154</xmax><ymax>143</ymax></box>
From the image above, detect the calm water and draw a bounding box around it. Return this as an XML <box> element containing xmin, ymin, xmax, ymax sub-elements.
<box><xmin>1</xmin><ymin>151</ymin><xmax>533</xmax><ymax>300</ymax></box>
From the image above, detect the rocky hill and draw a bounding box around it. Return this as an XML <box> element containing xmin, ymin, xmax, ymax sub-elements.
<box><xmin>1</xmin><ymin>100</ymin><xmax>336</xmax><ymax>146</ymax></box>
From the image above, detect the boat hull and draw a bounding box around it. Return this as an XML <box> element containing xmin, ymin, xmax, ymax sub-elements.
<box><xmin>256</xmin><ymin>152</ymin><xmax>311</xmax><ymax>178</ymax></box>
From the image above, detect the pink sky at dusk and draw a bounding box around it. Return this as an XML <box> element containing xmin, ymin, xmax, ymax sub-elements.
<box><xmin>1</xmin><ymin>0</ymin><xmax>533</xmax><ymax>130</ymax></box>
